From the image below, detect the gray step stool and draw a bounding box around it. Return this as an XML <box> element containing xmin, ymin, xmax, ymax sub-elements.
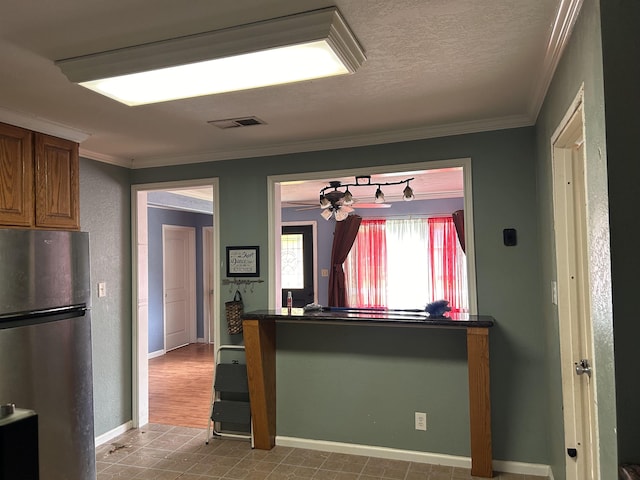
<box><xmin>206</xmin><ymin>345</ymin><xmax>253</xmax><ymax>444</ymax></box>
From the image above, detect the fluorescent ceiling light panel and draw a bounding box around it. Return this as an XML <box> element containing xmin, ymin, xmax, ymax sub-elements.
<box><xmin>56</xmin><ymin>7</ymin><xmax>365</xmax><ymax>106</ymax></box>
<box><xmin>81</xmin><ymin>41</ymin><xmax>348</xmax><ymax>106</ymax></box>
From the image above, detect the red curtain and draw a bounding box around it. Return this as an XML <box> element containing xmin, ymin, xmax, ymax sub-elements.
<box><xmin>428</xmin><ymin>216</ymin><xmax>465</xmax><ymax>312</ymax></box>
<box><xmin>328</xmin><ymin>214</ymin><xmax>362</xmax><ymax>307</ymax></box>
<box><xmin>346</xmin><ymin>219</ymin><xmax>387</xmax><ymax>307</ymax></box>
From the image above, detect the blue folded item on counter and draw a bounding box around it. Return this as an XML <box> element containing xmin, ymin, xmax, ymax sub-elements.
<box><xmin>425</xmin><ymin>300</ymin><xmax>451</xmax><ymax>317</ymax></box>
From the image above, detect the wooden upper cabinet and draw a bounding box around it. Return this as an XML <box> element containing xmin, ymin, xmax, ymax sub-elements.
<box><xmin>34</xmin><ymin>133</ymin><xmax>80</xmax><ymax>230</ymax></box>
<box><xmin>0</xmin><ymin>123</ymin><xmax>34</xmax><ymax>227</ymax></box>
<box><xmin>0</xmin><ymin>123</ymin><xmax>79</xmax><ymax>230</ymax></box>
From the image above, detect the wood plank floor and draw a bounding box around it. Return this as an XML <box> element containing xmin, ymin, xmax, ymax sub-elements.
<box><xmin>148</xmin><ymin>343</ymin><xmax>214</xmax><ymax>428</ymax></box>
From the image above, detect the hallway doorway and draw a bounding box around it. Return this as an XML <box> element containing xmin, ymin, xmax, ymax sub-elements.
<box><xmin>132</xmin><ymin>178</ymin><xmax>220</xmax><ymax>428</ymax></box>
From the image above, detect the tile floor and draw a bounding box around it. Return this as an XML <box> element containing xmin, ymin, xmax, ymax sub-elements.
<box><xmin>96</xmin><ymin>424</ymin><xmax>547</xmax><ymax>480</ymax></box>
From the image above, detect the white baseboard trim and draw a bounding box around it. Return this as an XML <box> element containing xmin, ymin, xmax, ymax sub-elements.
<box><xmin>94</xmin><ymin>421</ymin><xmax>133</xmax><ymax>447</ymax></box>
<box><xmin>493</xmin><ymin>459</ymin><xmax>552</xmax><ymax>477</ymax></box>
<box><xmin>276</xmin><ymin>436</ymin><xmax>552</xmax><ymax>477</ymax></box>
<box><xmin>148</xmin><ymin>349</ymin><xmax>165</xmax><ymax>359</ymax></box>
<box><xmin>197</xmin><ymin>337</ymin><xmax>206</xmax><ymax>343</ymax></box>
<box><xmin>277</xmin><ymin>436</ymin><xmax>470</xmax><ymax>467</ymax></box>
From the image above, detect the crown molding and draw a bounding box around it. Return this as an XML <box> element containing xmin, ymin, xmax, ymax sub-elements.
<box><xmin>0</xmin><ymin>106</ymin><xmax>91</xmax><ymax>143</ymax></box>
<box><xmin>130</xmin><ymin>113</ymin><xmax>532</xmax><ymax>169</ymax></box>
<box><xmin>528</xmin><ymin>0</ymin><xmax>584</xmax><ymax>121</ymax></box>
<box><xmin>79</xmin><ymin>148</ymin><xmax>133</xmax><ymax>168</ymax></box>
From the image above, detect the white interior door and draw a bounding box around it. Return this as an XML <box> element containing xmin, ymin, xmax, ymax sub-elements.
<box><xmin>163</xmin><ymin>225</ymin><xmax>196</xmax><ymax>351</ymax></box>
<box><xmin>552</xmin><ymin>97</ymin><xmax>600</xmax><ymax>480</ymax></box>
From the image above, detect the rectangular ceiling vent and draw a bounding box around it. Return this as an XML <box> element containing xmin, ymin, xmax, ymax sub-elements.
<box><xmin>208</xmin><ymin>116</ymin><xmax>266</xmax><ymax>129</ymax></box>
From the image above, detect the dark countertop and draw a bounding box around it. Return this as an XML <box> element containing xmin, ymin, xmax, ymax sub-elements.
<box><xmin>242</xmin><ymin>308</ymin><xmax>494</xmax><ymax>328</ymax></box>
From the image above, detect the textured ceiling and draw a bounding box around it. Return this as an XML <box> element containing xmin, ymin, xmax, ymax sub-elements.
<box><xmin>0</xmin><ymin>0</ymin><xmax>579</xmax><ymax>169</ymax></box>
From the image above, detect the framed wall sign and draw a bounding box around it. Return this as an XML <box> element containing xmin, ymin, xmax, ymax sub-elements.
<box><xmin>226</xmin><ymin>246</ymin><xmax>260</xmax><ymax>277</ymax></box>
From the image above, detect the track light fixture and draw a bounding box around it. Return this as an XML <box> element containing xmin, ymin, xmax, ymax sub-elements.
<box><xmin>318</xmin><ymin>175</ymin><xmax>415</xmax><ymax>221</ymax></box>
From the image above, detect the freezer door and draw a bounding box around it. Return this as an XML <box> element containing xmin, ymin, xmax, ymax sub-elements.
<box><xmin>0</xmin><ymin>229</ymin><xmax>90</xmax><ymax>315</ymax></box>
<box><xmin>0</xmin><ymin>312</ymin><xmax>95</xmax><ymax>480</ymax></box>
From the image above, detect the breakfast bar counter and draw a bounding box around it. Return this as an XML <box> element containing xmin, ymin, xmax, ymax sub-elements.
<box><xmin>241</xmin><ymin>309</ymin><xmax>495</xmax><ymax>478</ymax></box>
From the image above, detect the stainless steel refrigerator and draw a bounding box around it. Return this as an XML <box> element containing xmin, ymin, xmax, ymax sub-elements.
<box><xmin>0</xmin><ymin>229</ymin><xmax>96</xmax><ymax>479</ymax></box>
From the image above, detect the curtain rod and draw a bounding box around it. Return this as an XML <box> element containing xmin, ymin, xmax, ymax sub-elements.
<box><xmin>357</xmin><ymin>213</ymin><xmax>455</xmax><ymax>220</ymax></box>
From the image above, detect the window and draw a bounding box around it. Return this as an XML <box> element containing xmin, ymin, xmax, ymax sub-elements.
<box><xmin>281</xmin><ymin>233</ymin><xmax>304</xmax><ymax>289</ymax></box>
<box><xmin>344</xmin><ymin>217</ymin><xmax>468</xmax><ymax>312</ymax></box>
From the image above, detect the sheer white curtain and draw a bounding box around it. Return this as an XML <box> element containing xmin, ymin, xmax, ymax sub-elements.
<box><xmin>385</xmin><ymin>219</ymin><xmax>431</xmax><ymax>309</ymax></box>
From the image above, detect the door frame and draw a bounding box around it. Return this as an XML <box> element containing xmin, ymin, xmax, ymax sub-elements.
<box><xmin>202</xmin><ymin>226</ymin><xmax>214</xmax><ymax>344</ymax></box>
<box><xmin>281</xmin><ymin>221</ymin><xmax>318</xmax><ymax>305</ymax></box>
<box><xmin>162</xmin><ymin>224</ymin><xmax>197</xmax><ymax>350</ymax></box>
<box><xmin>551</xmin><ymin>86</ymin><xmax>600</xmax><ymax>479</ymax></box>
<box><xmin>267</xmin><ymin>159</ymin><xmax>477</xmax><ymax>312</ymax></box>
<box><xmin>131</xmin><ymin>178</ymin><xmax>220</xmax><ymax>428</ymax></box>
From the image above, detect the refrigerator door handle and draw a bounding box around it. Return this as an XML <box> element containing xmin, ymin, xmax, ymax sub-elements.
<box><xmin>0</xmin><ymin>304</ymin><xmax>88</xmax><ymax>327</ymax></box>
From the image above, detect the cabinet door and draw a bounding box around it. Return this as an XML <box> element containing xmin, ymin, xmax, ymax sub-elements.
<box><xmin>34</xmin><ymin>133</ymin><xmax>80</xmax><ymax>230</ymax></box>
<box><xmin>0</xmin><ymin>122</ymin><xmax>34</xmax><ymax>227</ymax></box>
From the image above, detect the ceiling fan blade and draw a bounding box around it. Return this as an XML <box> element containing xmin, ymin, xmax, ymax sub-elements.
<box><xmin>294</xmin><ymin>205</ymin><xmax>321</xmax><ymax>211</ymax></box>
<box><xmin>352</xmin><ymin>203</ymin><xmax>392</xmax><ymax>208</ymax></box>
<box><xmin>285</xmin><ymin>201</ymin><xmax>318</xmax><ymax>206</ymax></box>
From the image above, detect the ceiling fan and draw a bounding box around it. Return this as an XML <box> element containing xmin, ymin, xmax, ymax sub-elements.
<box><xmin>288</xmin><ymin>187</ymin><xmax>392</xmax><ymax>211</ymax></box>
<box><xmin>287</xmin><ymin>175</ymin><xmax>415</xmax><ymax>221</ymax></box>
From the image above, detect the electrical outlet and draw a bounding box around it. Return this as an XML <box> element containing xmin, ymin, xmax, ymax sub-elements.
<box><xmin>415</xmin><ymin>412</ymin><xmax>427</xmax><ymax>431</ymax></box>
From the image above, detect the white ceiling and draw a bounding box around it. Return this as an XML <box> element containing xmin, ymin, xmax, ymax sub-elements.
<box><xmin>0</xmin><ymin>1</ymin><xmax>580</xmax><ymax>172</ymax></box>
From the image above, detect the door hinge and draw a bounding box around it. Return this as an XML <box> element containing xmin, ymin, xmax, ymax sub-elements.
<box><xmin>575</xmin><ymin>359</ymin><xmax>592</xmax><ymax>378</ymax></box>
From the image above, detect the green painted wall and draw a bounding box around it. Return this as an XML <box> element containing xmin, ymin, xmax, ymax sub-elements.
<box><xmin>79</xmin><ymin>158</ymin><xmax>133</xmax><ymax>436</ymax></box>
<box><xmin>132</xmin><ymin>127</ymin><xmax>548</xmax><ymax>463</ymax></box>
<box><xmin>77</xmin><ymin>3</ymin><xmax>635</xmax><ymax>471</ymax></box>
<box><xmin>600</xmin><ymin>0</ymin><xmax>640</xmax><ymax>465</ymax></box>
<box><xmin>534</xmin><ymin>0</ymin><xmax>618</xmax><ymax>478</ymax></box>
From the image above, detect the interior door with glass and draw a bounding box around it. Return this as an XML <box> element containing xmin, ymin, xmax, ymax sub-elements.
<box><xmin>281</xmin><ymin>225</ymin><xmax>315</xmax><ymax>307</ymax></box>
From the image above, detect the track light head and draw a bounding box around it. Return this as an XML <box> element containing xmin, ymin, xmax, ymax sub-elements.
<box><xmin>403</xmin><ymin>183</ymin><xmax>414</xmax><ymax>201</ymax></box>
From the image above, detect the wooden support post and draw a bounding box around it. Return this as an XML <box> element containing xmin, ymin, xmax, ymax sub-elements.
<box><xmin>243</xmin><ymin>318</ymin><xmax>276</xmax><ymax>449</ymax></box>
<box><xmin>467</xmin><ymin>327</ymin><xmax>493</xmax><ymax>477</ymax></box>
